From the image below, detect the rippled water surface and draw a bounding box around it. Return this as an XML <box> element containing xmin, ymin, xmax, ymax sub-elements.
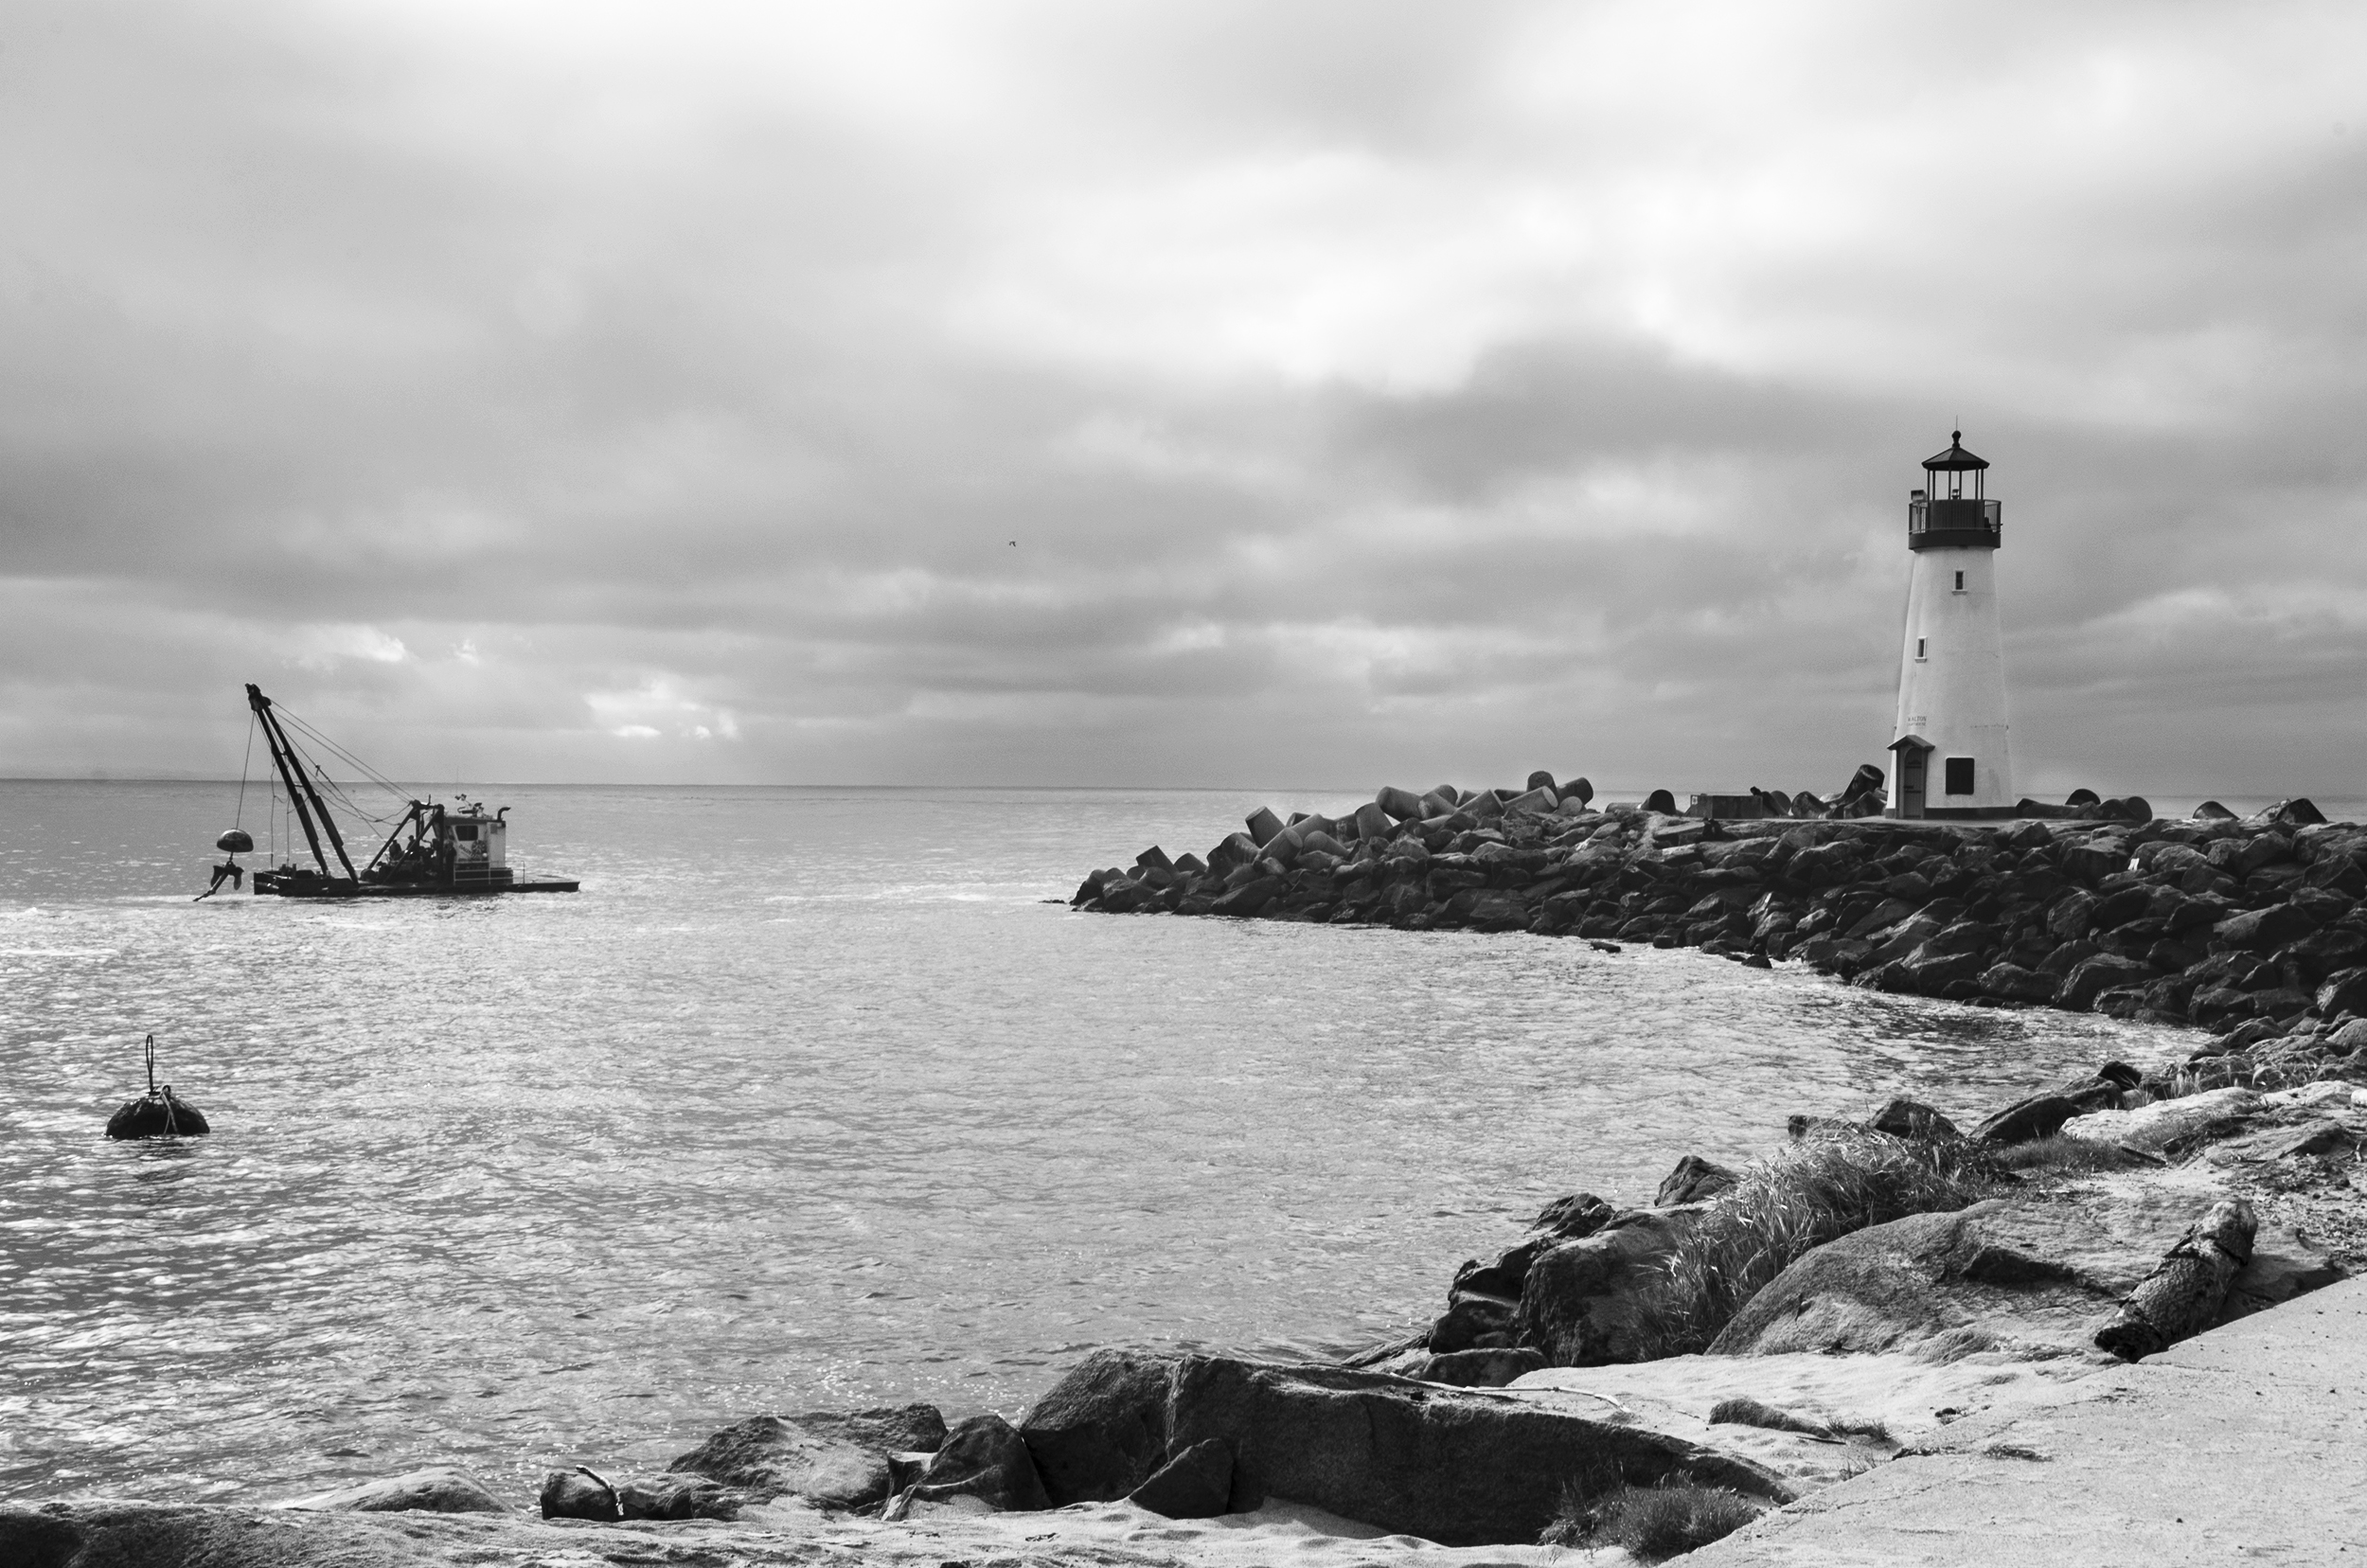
<box><xmin>0</xmin><ymin>781</ymin><xmax>2193</xmax><ymax>1503</ymax></box>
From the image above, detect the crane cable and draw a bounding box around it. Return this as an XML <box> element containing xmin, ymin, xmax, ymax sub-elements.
<box><xmin>234</xmin><ymin>714</ymin><xmax>256</xmax><ymax>830</ymax></box>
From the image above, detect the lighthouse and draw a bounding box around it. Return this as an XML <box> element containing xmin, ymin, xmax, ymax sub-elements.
<box><xmin>1887</xmin><ymin>432</ymin><xmax>2014</xmax><ymax>819</ymax></box>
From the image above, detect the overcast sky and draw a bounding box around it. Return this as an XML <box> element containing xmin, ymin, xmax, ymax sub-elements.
<box><xmin>4</xmin><ymin>0</ymin><xmax>2363</xmax><ymax>796</ymax></box>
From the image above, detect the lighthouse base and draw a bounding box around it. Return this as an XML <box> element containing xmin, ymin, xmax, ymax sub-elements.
<box><xmin>1889</xmin><ymin>805</ymin><xmax>2023</xmax><ymax>821</ymax></box>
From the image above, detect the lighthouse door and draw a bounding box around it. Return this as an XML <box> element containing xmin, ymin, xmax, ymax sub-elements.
<box><xmin>1887</xmin><ymin>736</ymin><xmax>1933</xmax><ymax>820</ymax></box>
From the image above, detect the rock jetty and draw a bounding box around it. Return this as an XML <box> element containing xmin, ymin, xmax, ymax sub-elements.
<box><xmin>1073</xmin><ymin>775</ymin><xmax>2366</xmax><ymax>1080</ymax></box>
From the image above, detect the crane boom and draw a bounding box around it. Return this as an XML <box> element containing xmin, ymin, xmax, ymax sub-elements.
<box><xmin>245</xmin><ymin>684</ymin><xmax>359</xmax><ymax>882</ymax></box>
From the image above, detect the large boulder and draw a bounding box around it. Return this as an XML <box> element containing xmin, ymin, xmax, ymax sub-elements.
<box><xmin>1446</xmin><ymin>887</ymin><xmax>1530</xmax><ymax>932</ymax></box>
<box><xmin>1410</xmin><ymin>1346</ymin><xmax>1548</xmax><ymax>1387</ymax></box>
<box><xmin>2060</xmin><ymin>842</ymin><xmax>2127</xmax><ymax>883</ymax></box>
<box><xmin>2214</xmin><ymin>901</ymin><xmax>2320</xmax><ymax>953</ymax></box>
<box><xmin>1902</xmin><ymin>948</ymin><xmax>1986</xmax><ymax>995</ymax></box>
<box><xmin>1020</xmin><ymin>1350</ymin><xmax>1789</xmax><ymax>1546</ymax></box>
<box><xmin>1127</xmin><ymin>1437</ymin><xmax>1236</xmax><ymax>1520</ymax></box>
<box><xmin>2318</xmin><ymin>967</ymin><xmax>2367</xmax><ymax>1019</ymax></box>
<box><xmin>617</xmin><ymin>1472</ymin><xmax>734</xmax><ymax>1521</ymax></box>
<box><xmin>2059</xmin><ymin>953</ymin><xmax>2156</xmax><ymax>1011</ymax></box>
<box><xmin>1970</xmin><ymin>1065</ymin><xmax>2139</xmax><ymax>1146</ymax></box>
<box><xmin>1707</xmin><ymin>1188</ymin><xmax>2240</xmax><ymax>1361</ymax></box>
<box><xmin>1866</xmin><ymin>1098</ymin><xmax>1961</xmax><ymax>1142</ymax></box>
<box><xmin>538</xmin><ymin>1468</ymin><xmax>620</xmax><ymax>1521</ymax></box>
<box><xmin>1018</xmin><ymin>1348</ymin><xmax>1177</xmax><ymax>1504</ymax></box>
<box><xmin>1425</xmin><ymin>1289</ymin><xmax>1518</xmax><ymax>1354</ymax></box>
<box><xmin>1211</xmin><ymin>876</ymin><xmax>1284</xmax><ymax>917</ymax></box>
<box><xmin>668</xmin><ymin>1405</ymin><xmax>946</xmax><ymax>1509</ymax></box>
<box><xmin>1514</xmin><ymin>1209</ymin><xmax>1696</xmax><ymax>1365</ymax></box>
<box><xmin>1979</xmin><ymin>962</ymin><xmax>2059</xmax><ymax>1003</ymax></box>
<box><xmin>882</xmin><ymin>1414</ymin><xmax>1048</xmax><ymax>1518</ymax></box>
<box><xmin>2060</xmin><ymin>1088</ymin><xmax>2263</xmax><ymax>1155</ymax></box>
<box><xmin>286</xmin><ymin>1466</ymin><xmax>509</xmax><ymax>1515</ymax></box>
<box><xmin>1</xmin><ymin>1505</ymin><xmax>441</xmax><ymax>1567</ymax></box>
<box><xmin>2287</xmin><ymin>928</ymin><xmax>2367</xmax><ymax>982</ymax></box>
<box><xmin>1656</xmin><ymin>1154</ymin><xmax>1739</xmax><ymax>1205</ymax></box>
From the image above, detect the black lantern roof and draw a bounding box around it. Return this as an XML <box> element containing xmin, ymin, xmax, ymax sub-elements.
<box><xmin>1922</xmin><ymin>430</ymin><xmax>1987</xmax><ymax>472</ymax></box>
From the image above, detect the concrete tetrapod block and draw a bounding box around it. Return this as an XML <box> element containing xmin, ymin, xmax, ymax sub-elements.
<box><xmin>1684</xmin><ymin>1274</ymin><xmax>2367</xmax><ymax>1565</ymax></box>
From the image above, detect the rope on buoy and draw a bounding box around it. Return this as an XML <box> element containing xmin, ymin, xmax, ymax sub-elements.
<box><xmin>107</xmin><ymin>1034</ymin><xmax>211</xmax><ymax>1140</ymax></box>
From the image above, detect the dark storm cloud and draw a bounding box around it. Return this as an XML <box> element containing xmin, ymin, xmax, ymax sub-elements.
<box><xmin>3</xmin><ymin>0</ymin><xmax>2364</xmax><ymax>793</ymax></box>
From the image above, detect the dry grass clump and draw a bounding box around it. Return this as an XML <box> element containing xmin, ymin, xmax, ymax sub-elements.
<box><xmin>1705</xmin><ymin>1397</ymin><xmax>1895</xmax><ymax>1446</ymax></box>
<box><xmin>1539</xmin><ymin>1480</ymin><xmax>1764</xmax><ymax>1560</ymax></box>
<box><xmin>1993</xmin><ymin>1132</ymin><xmax>2134</xmax><ymax>1173</ymax></box>
<box><xmin>1706</xmin><ymin>1396</ymin><xmax>1827</xmax><ymax>1436</ymax></box>
<box><xmin>2162</xmin><ymin>1056</ymin><xmax>2361</xmax><ymax>1096</ymax></box>
<box><xmin>1640</xmin><ymin>1130</ymin><xmax>1997</xmax><ymax>1356</ymax></box>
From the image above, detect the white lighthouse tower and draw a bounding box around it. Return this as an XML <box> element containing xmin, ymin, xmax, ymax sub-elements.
<box><xmin>1887</xmin><ymin>432</ymin><xmax>2014</xmax><ymax>819</ymax></box>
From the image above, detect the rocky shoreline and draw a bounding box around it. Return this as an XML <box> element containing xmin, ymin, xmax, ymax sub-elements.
<box><xmin>14</xmin><ymin>790</ymin><xmax>2367</xmax><ymax>1564</ymax></box>
<box><xmin>12</xmin><ymin>1052</ymin><xmax>2364</xmax><ymax>1563</ymax></box>
<box><xmin>1071</xmin><ymin>777</ymin><xmax>2367</xmax><ymax>1083</ymax></box>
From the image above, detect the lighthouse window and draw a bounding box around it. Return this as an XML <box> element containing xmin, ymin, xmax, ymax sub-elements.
<box><xmin>1915</xmin><ymin>637</ymin><xmax>1927</xmax><ymax>660</ymax></box>
<box><xmin>1953</xmin><ymin>571</ymin><xmax>1966</xmax><ymax>592</ymax></box>
<box><xmin>1945</xmin><ymin>757</ymin><xmax>1975</xmax><ymax>795</ymax></box>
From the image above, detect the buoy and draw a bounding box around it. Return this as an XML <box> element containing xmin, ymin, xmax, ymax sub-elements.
<box><xmin>106</xmin><ymin>1034</ymin><xmax>211</xmax><ymax>1140</ymax></box>
<box><xmin>216</xmin><ymin>829</ymin><xmax>254</xmax><ymax>853</ymax></box>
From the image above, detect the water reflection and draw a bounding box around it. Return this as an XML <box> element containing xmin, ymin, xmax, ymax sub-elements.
<box><xmin>1</xmin><ymin>782</ymin><xmax>2193</xmax><ymax>1506</ymax></box>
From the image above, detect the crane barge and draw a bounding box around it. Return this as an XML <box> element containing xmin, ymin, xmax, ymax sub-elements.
<box><xmin>211</xmin><ymin>684</ymin><xmax>579</xmax><ymax>900</ymax></box>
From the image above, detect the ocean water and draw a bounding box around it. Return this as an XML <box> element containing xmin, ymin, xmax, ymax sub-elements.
<box><xmin>0</xmin><ymin>781</ymin><xmax>2203</xmax><ymax>1504</ymax></box>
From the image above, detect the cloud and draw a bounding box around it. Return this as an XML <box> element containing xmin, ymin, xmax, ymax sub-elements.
<box><xmin>2</xmin><ymin>1</ymin><xmax>2364</xmax><ymax>794</ymax></box>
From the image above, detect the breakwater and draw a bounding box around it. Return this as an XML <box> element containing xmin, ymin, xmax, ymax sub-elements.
<box><xmin>1072</xmin><ymin>780</ymin><xmax>2367</xmax><ymax>1079</ymax></box>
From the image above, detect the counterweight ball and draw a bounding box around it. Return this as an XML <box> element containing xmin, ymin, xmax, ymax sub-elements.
<box><xmin>216</xmin><ymin>829</ymin><xmax>254</xmax><ymax>853</ymax></box>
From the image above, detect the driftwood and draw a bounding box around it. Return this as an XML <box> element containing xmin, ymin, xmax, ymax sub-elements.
<box><xmin>2093</xmin><ymin>1197</ymin><xmax>2256</xmax><ymax>1361</ymax></box>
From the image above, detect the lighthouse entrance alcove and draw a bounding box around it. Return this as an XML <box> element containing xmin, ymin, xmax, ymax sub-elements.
<box><xmin>1888</xmin><ymin>735</ymin><xmax>1933</xmax><ymax>820</ymax></box>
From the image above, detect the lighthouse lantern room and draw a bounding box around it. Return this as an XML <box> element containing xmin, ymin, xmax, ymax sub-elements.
<box><xmin>1889</xmin><ymin>432</ymin><xmax>2014</xmax><ymax>819</ymax></box>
